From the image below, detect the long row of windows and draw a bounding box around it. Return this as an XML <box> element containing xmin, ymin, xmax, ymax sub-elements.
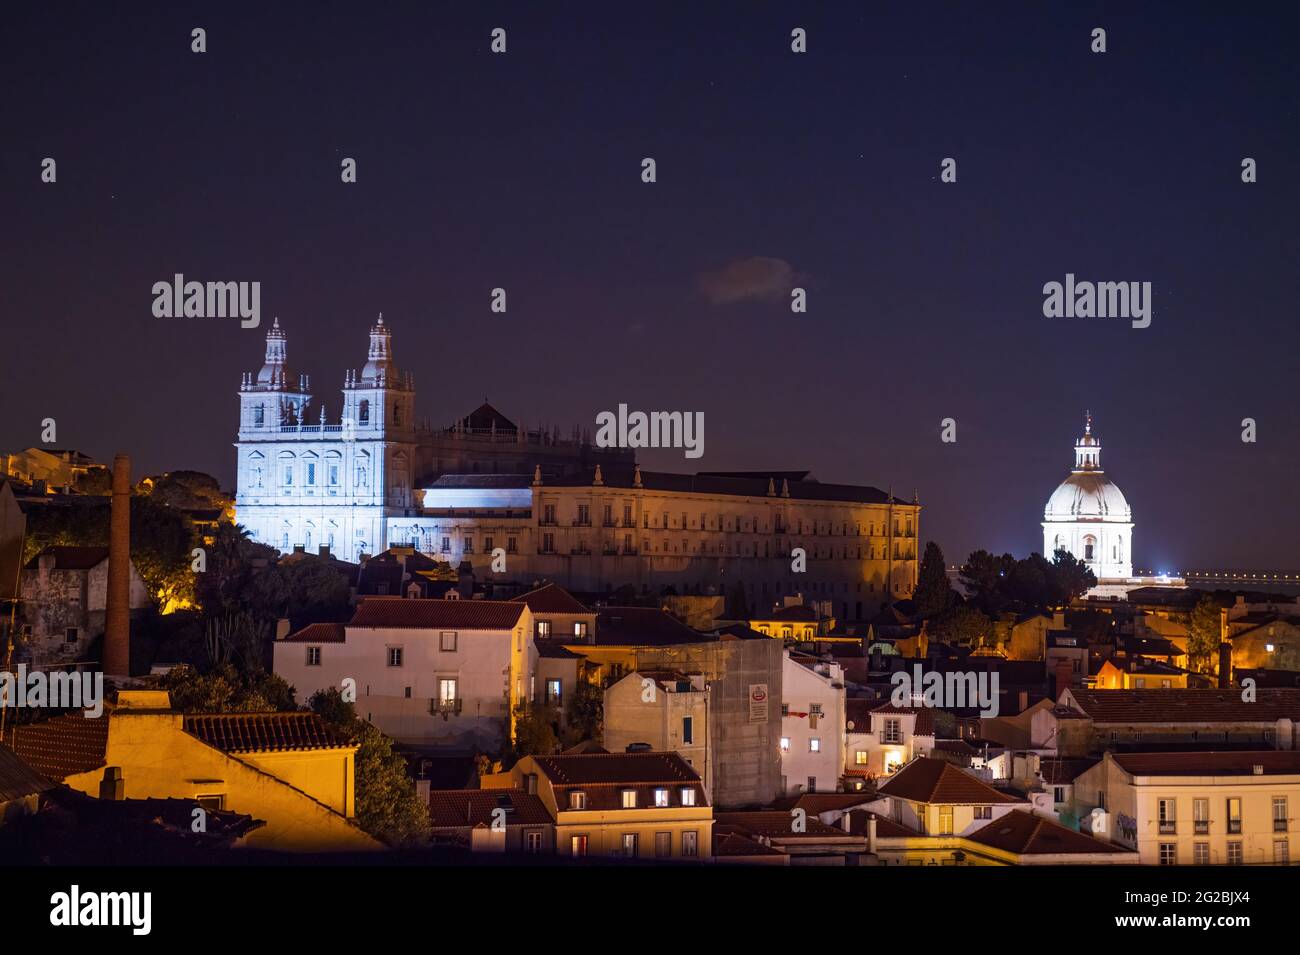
<box><xmin>1155</xmin><ymin>795</ymin><xmax>1288</xmax><ymax>835</ymax></box>
<box><xmin>1160</xmin><ymin>840</ymin><xmax>1288</xmax><ymax>865</ymax></box>
<box><xmin>538</xmin><ymin>502</ymin><xmax>916</xmax><ymax>536</ymax></box>
<box><xmin>568</xmin><ymin>831</ymin><xmax>699</xmax><ymax>857</ymax></box>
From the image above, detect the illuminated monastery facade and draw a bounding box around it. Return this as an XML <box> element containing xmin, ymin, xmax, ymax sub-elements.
<box><xmin>235</xmin><ymin>318</ymin><xmax>920</xmax><ymax>619</ymax></box>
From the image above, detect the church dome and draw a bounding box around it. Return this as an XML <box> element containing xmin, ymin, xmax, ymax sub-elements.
<box><xmin>1044</xmin><ymin>470</ymin><xmax>1130</xmax><ymax>521</ymax></box>
<box><xmin>1043</xmin><ymin>412</ymin><xmax>1130</xmax><ymax>521</ymax></box>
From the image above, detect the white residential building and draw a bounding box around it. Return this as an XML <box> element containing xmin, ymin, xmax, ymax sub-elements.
<box><xmin>844</xmin><ymin>700</ymin><xmax>936</xmax><ymax>784</ymax></box>
<box><xmin>274</xmin><ymin>597</ymin><xmax>534</xmax><ymax>752</ymax></box>
<box><xmin>780</xmin><ymin>651</ymin><xmax>845</xmax><ymax>795</ymax></box>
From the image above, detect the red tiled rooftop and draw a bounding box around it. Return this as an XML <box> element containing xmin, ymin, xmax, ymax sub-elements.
<box><xmin>590</xmin><ymin>607</ymin><xmax>709</xmax><ymax>647</ymax></box>
<box><xmin>6</xmin><ymin>715</ymin><xmax>109</xmax><ymax>781</ymax></box>
<box><xmin>427</xmin><ymin>788</ymin><xmax>552</xmax><ymax>828</ymax></box>
<box><xmin>967</xmin><ymin>810</ymin><xmax>1130</xmax><ymax>856</ymax></box>
<box><xmin>183</xmin><ymin>712</ymin><xmax>351</xmax><ymax>753</ymax></box>
<box><xmin>1065</xmin><ymin>688</ymin><xmax>1300</xmax><ymax>723</ymax></box>
<box><xmin>1111</xmin><ymin>751</ymin><xmax>1300</xmax><ymax>777</ymax></box>
<box><xmin>510</xmin><ymin>583</ymin><xmax>591</xmax><ymax>615</ymax></box>
<box><xmin>878</xmin><ymin>757</ymin><xmax>1026</xmax><ymax>805</ymax></box>
<box><xmin>350</xmin><ymin>596</ymin><xmax>524</xmax><ymax>630</ymax></box>
<box><xmin>532</xmin><ymin>751</ymin><xmax>702</xmax><ymax>786</ymax></box>
<box><xmin>714</xmin><ymin>812</ymin><xmax>852</xmax><ymax>839</ymax></box>
<box><xmin>281</xmin><ymin>622</ymin><xmax>346</xmax><ymax>643</ymax></box>
<box><xmin>714</xmin><ymin>832</ymin><xmax>786</xmax><ymax>857</ymax></box>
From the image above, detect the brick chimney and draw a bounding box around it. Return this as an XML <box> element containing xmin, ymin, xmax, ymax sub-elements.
<box><xmin>1218</xmin><ymin>642</ymin><xmax>1233</xmax><ymax>688</ymax></box>
<box><xmin>103</xmin><ymin>453</ymin><xmax>131</xmax><ymax>677</ymax></box>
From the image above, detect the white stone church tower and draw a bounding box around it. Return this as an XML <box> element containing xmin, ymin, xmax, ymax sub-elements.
<box><xmin>235</xmin><ymin>315</ymin><xmax>415</xmax><ymax>560</ymax></box>
<box><xmin>1042</xmin><ymin>413</ymin><xmax>1134</xmax><ymax>579</ymax></box>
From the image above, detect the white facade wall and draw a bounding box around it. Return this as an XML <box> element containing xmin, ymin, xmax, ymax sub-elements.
<box><xmin>780</xmin><ymin>654</ymin><xmax>846</xmax><ymax>794</ymax></box>
<box><xmin>273</xmin><ymin>620</ymin><xmax>531</xmax><ymax>751</ymax></box>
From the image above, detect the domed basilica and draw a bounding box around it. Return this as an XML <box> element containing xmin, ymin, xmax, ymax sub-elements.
<box><xmin>1042</xmin><ymin>413</ymin><xmax>1134</xmax><ymax>580</ymax></box>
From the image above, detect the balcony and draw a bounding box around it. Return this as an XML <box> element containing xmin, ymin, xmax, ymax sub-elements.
<box><xmin>539</xmin><ymin>519</ymin><xmax>558</xmax><ymax>527</ymax></box>
<box><xmin>572</xmin><ymin>520</ymin><xmax>592</xmax><ymax>527</ymax></box>
<box><xmin>1275</xmin><ymin>819</ymin><xmax>1289</xmax><ymax>833</ymax></box>
<box><xmin>602</xmin><ymin>520</ymin><xmax>617</xmax><ymax>528</ymax></box>
<box><xmin>1158</xmin><ymin>822</ymin><xmax>1176</xmax><ymax>835</ymax></box>
<box><xmin>1194</xmin><ymin>821</ymin><xmax>1210</xmax><ymax>835</ymax></box>
<box><xmin>430</xmin><ymin>698</ymin><xmax>463</xmax><ymax>720</ymax></box>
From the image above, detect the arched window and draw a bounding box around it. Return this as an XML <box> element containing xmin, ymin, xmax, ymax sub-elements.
<box><xmin>253</xmin><ymin>405</ymin><xmax>264</xmax><ymax>426</ymax></box>
<box><xmin>359</xmin><ymin>400</ymin><xmax>370</xmax><ymax>425</ymax></box>
<box><xmin>1083</xmin><ymin>536</ymin><xmax>1096</xmax><ymax>561</ymax></box>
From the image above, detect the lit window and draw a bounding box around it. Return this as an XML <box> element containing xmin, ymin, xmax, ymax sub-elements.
<box><xmin>621</xmin><ymin>790</ymin><xmax>637</xmax><ymax>809</ymax></box>
<box><xmin>809</xmin><ymin>738</ymin><xmax>821</xmax><ymax>753</ymax></box>
<box><xmin>654</xmin><ymin>788</ymin><xmax>669</xmax><ymax>807</ymax></box>
<box><xmin>569</xmin><ymin>792</ymin><xmax>587</xmax><ymax>810</ymax></box>
<box><xmin>681</xmin><ymin>787</ymin><xmax>696</xmax><ymax>807</ymax></box>
<box><xmin>440</xmin><ymin>631</ymin><xmax>457</xmax><ymax>652</ymax></box>
<box><xmin>780</xmin><ymin>737</ymin><xmax>790</xmax><ymax>752</ymax></box>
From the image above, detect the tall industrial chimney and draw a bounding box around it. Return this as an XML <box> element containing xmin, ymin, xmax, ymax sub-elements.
<box><xmin>103</xmin><ymin>453</ymin><xmax>131</xmax><ymax>676</ymax></box>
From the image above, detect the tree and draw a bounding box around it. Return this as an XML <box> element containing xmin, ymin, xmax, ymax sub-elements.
<box><xmin>510</xmin><ymin>702</ymin><xmax>560</xmax><ymax>759</ymax></box>
<box><xmin>913</xmin><ymin>541</ymin><xmax>954</xmax><ymax>618</ymax></box>
<box><xmin>309</xmin><ymin>688</ymin><xmax>431</xmax><ymax>847</ymax></box>
<box><xmin>565</xmin><ymin>679</ymin><xmax>604</xmax><ymax>745</ymax></box>
<box><xmin>1049</xmin><ymin>549</ymin><xmax>1097</xmax><ymax>604</ymax></box>
<box><xmin>1184</xmin><ymin>595</ymin><xmax>1222</xmax><ymax>673</ymax></box>
<box><xmin>929</xmin><ymin>603</ymin><xmax>993</xmax><ymax>647</ymax></box>
<box><xmin>145</xmin><ymin>471</ymin><xmax>231</xmax><ymax>511</ymax></box>
<box><xmin>959</xmin><ymin>551</ymin><xmax>1012</xmax><ymax>614</ymax></box>
<box><xmin>154</xmin><ymin>663</ymin><xmax>296</xmax><ymax>713</ymax></box>
<box><xmin>22</xmin><ymin>495</ymin><xmax>195</xmax><ymax>611</ymax></box>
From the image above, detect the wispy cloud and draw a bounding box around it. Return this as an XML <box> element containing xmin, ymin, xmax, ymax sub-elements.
<box><xmin>697</xmin><ymin>256</ymin><xmax>798</xmax><ymax>306</ymax></box>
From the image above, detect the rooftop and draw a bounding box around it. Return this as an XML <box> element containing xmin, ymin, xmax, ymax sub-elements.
<box><xmin>350</xmin><ymin>596</ymin><xmax>525</xmax><ymax>631</ymax></box>
<box><xmin>1064</xmin><ymin>688</ymin><xmax>1300</xmax><ymax>723</ymax></box>
<box><xmin>878</xmin><ymin>758</ymin><xmax>1027</xmax><ymax>805</ymax></box>
<box><xmin>967</xmin><ymin>810</ymin><xmax>1130</xmax><ymax>856</ymax></box>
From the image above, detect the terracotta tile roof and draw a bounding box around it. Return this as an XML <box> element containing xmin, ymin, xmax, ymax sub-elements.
<box><xmin>591</xmin><ymin>607</ymin><xmax>710</xmax><ymax>647</ymax></box>
<box><xmin>533</xmin><ymin>751</ymin><xmax>701</xmax><ymax>786</ymax></box>
<box><xmin>1111</xmin><ymin>751</ymin><xmax>1300</xmax><ymax>777</ymax></box>
<box><xmin>7</xmin><ymin>714</ymin><xmax>109</xmax><ymax>780</ymax></box>
<box><xmin>23</xmin><ymin>545</ymin><xmax>109</xmax><ymax>571</ymax></box>
<box><xmin>0</xmin><ymin>744</ymin><xmax>56</xmax><ymax>801</ymax></box>
<box><xmin>281</xmin><ymin>622</ymin><xmax>347</xmax><ymax>643</ymax></box>
<box><xmin>878</xmin><ymin>758</ymin><xmax>1027</xmax><ymax>805</ymax></box>
<box><xmin>532</xmin><ymin>752</ymin><xmax>709</xmax><ymax>810</ymax></box>
<box><xmin>427</xmin><ymin>788</ymin><xmax>552</xmax><ymax>828</ymax></box>
<box><xmin>844</xmin><ymin>812</ymin><xmax>919</xmax><ymax>838</ymax></box>
<box><xmin>967</xmin><ymin>810</ymin><xmax>1129</xmax><ymax>856</ymax></box>
<box><xmin>791</xmin><ymin>792</ymin><xmax>879</xmax><ymax>814</ymax></box>
<box><xmin>182</xmin><ymin>712</ymin><xmax>351</xmax><ymax>753</ymax></box>
<box><xmin>1066</xmin><ymin>688</ymin><xmax>1300</xmax><ymax>723</ymax></box>
<box><xmin>350</xmin><ymin>596</ymin><xmax>524</xmax><ymax>630</ymax></box>
<box><xmin>1037</xmin><ymin>757</ymin><xmax>1099</xmax><ymax>785</ymax></box>
<box><xmin>534</xmin><ymin>639</ymin><xmax>584</xmax><ymax>659</ymax></box>
<box><xmin>714</xmin><ymin>832</ymin><xmax>786</xmax><ymax>857</ymax></box>
<box><xmin>714</xmin><ymin>812</ymin><xmax>851</xmax><ymax>839</ymax></box>
<box><xmin>511</xmin><ymin>583</ymin><xmax>591</xmax><ymax>615</ymax></box>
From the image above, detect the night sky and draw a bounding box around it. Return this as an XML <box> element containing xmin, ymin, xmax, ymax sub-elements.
<box><xmin>4</xmin><ymin>2</ymin><xmax>1298</xmax><ymax>571</ymax></box>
